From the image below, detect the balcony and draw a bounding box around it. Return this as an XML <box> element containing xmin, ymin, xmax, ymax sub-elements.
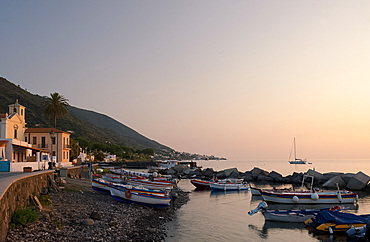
<box><xmin>32</xmin><ymin>144</ymin><xmax>49</xmax><ymax>149</ymax></box>
<box><xmin>63</xmin><ymin>144</ymin><xmax>71</xmax><ymax>149</ymax></box>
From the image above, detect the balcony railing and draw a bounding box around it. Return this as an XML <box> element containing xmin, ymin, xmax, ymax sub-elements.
<box><xmin>63</xmin><ymin>144</ymin><xmax>71</xmax><ymax>149</ymax></box>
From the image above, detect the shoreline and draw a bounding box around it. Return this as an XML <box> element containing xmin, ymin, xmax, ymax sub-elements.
<box><xmin>5</xmin><ymin>178</ymin><xmax>189</xmax><ymax>241</ymax></box>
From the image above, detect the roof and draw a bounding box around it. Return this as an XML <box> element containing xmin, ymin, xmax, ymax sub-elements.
<box><xmin>12</xmin><ymin>143</ymin><xmax>42</xmax><ymax>151</ymax></box>
<box><xmin>25</xmin><ymin>128</ymin><xmax>70</xmax><ymax>135</ymax></box>
<box><xmin>0</xmin><ymin>140</ymin><xmax>9</xmax><ymax>147</ymax></box>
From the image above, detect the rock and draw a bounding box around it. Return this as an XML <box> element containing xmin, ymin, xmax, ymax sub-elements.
<box><xmin>183</xmin><ymin>168</ymin><xmax>193</xmax><ymax>175</ymax></box>
<box><xmin>257</xmin><ymin>174</ymin><xmax>273</xmax><ymax>182</ymax></box>
<box><xmin>173</xmin><ymin>164</ymin><xmax>186</xmax><ymax>174</ymax></box>
<box><xmin>268</xmin><ymin>171</ymin><xmax>284</xmax><ymax>182</ymax></box>
<box><xmin>250</xmin><ymin>167</ymin><xmax>268</xmax><ymax>179</ymax></box>
<box><xmin>202</xmin><ymin>168</ymin><xmax>214</xmax><ymax>177</ymax></box>
<box><xmin>166</xmin><ymin>169</ymin><xmax>177</xmax><ymax>175</ymax></box>
<box><xmin>346</xmin><ymin>172</ymin><xmax>370</xmax><ymax>190</ymax></box>
<box><xmin>228</xmin><ymin>170</ymin><xmax>240</xmax><ymax>178</ymax></box>
<box><xmin>81</xmin><ymin>219</ymin><xmax>94</xmax><ymax>226</ymax></box>
<box><xmin>224</xmin><ymin>168</ymin><xmax>239</xmax><ymax>177</ymax></box>
<box><xmin>322</xmin><ymin>175</ymin><xmax>346</xmax><ymax>189</ymax></box>
<box><xmin>306</xmin><ymin>169</ymin><xmax>323</xmax><ymax>183</ymax></box>
<box><xmin>341</xmin><ymin>173</ymin><xmax>356</xmax><ymax>184</ymax></box>
<box><xmin>90</xmin><ymin>212</ymin><xmax>102</xmax><ymax>220</ymax></box>
<box><xmin>291</xmin><ymin>172</ymin><xmax>303</xmax><ymax>184</ymax></box>
<box><xmin>322</xmin><ymin>172</ymin><xmax>343</xmax><ymax>183</ymax></box>
<box><xmin>242</xmin><ymin>173</ymin><xmax>254</xmax><ymax>182</ymax></box>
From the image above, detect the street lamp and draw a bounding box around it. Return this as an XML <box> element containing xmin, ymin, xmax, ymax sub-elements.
<box><xmin>49</xmin><ymin>130</ymin><xmax>55</xmax><ymax>170</ymax></box>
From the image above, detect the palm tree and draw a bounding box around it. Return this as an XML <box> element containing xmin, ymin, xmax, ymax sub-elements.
<box><xmin>44</xmin><ymin>92</ymin><xmax>69</xmax><ymax>128</ymax></box>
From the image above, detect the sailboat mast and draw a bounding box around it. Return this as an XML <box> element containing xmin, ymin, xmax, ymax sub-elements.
<box><xmin>294</xmin><ymin>137</ymin><xmax>297</xmax><ymax>160</ymax></box>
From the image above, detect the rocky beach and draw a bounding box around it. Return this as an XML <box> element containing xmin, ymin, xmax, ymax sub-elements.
<box><xmin>5</xmin><ymin>178</ymin><xmax>189</xmax><ymax>242</ymax></box>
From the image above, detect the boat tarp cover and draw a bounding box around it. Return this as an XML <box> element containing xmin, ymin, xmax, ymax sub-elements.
<box><xmin>314</xmin><ymin>210</ymin><xmax>370</xmax><ymax>225</ymax></box>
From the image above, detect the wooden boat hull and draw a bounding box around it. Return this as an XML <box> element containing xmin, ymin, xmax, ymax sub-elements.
<box><xmin>263</xmin><ymin>211</ymin><xmax>316</xmax><ymax>223</ymax></box>
<box><xmin>127</xmin><ymin>178</ymin><xmax>173</xmax><ymax>191</ymax></box>
<box><xmin>210</xmin><ymin>182</ymin><xmax>249</xmax><ymax>191</ymax></box>
<box><xmin>250</xmin><ymin>187</ymin><xmax>262</xmax><ymax>195</ymax></box>
<box><xmin>261</xmin><ymin>190</ymin><xmax>357</xmax><ymax>204</ymax></box>
<box><xmin>92</xmin><ymin>179</ymin><xmax>112</xmax><ymax>194</ymax></box>
<box><xmin>191</xmin><ymin>179</ymin><xmax>210</xmax><ymax>190</ymax></box>
<box><xmin>110</xmin><ymin>186</ymin><xmax>171</xmax><ymax>209</ymax></box>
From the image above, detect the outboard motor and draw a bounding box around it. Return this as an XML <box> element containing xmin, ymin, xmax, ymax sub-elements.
<box><xmin>248</xmin><ymin>201</ymin><xmax>268</xmax><ymax>216</ymax></box>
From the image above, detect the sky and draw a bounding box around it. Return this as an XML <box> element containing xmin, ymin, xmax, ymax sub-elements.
<box><xmin>1</xmin><ymin>1</ymin><xmax>370</xmax><ymax>160</ymax></box>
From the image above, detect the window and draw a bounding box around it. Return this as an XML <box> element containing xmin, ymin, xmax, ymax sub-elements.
<box><xmin>41</xmin><ymin>137</ymin><xmax>46</xmax><ymax>148</ymax></box>
<box><xmin>33</xmin><ymin>137</ymin><xmax>37</xmax><ymax>145</ymax></box>
<box><xmin>63</xmin><ymin>137</ymin><xmax>65</xmax><ymax>145</ymax></box>
<box><xmin>52</xmin><ymin>137</ymin><xmax>56</xmax><ymax>145</ymax></box>
<box><xmin>53</xmin><ymin>151</ymin><xmax>56</xmax><ymax>156</ymax></box>
<box><xmin>25</xmin><ymin>137</ymin><xmax>27</xmax><ymax>143</ymax></box>
<box><xmin>67</xmin><ymin>152</ymin><xmax>69</xmax><ymax>159</ymax></box>
<box><xmin>63</xmin><ymin>151</ymin><xmax>65</xmax><ymax>159</ymax></box>
<box><xmin>21</xmin><ymin>109</ymin><xmax>23</xmax><ymax>116</ymax></box>
<box><xmin>14</xmin><ymin>129</ymin><xmax>17</xmax><ymax>139</ymax></box>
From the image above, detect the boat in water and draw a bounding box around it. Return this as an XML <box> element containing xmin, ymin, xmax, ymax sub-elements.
<box><xmin>210</xmin><ymin>179</ymin><xmax>249</xmax><ymax>191</ymax></box>
<box><xmin>248</xmin><ymin>201</ymin><xmax>345</xmax><ymax>223</ymax></box>
<box><xmin>260</xmin><ymin>175</ymin><xmax>358</xmax><ymax>204</ymax></box>
<box><xmin>191</xmin><ymin>179</ymin><xmax>211</xmax><ymax>190</ymax></box>
<box><xmin>305</xmin><ymin>209</ymin><xmax>370</xmax><ymax>233</ymax></box>
<box><xmin>289</xmin><ymin>137</ymin><xmax>307</xmax><ymax>164</ymax></box>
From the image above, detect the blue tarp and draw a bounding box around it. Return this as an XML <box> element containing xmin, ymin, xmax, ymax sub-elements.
<box><xmin>313</xmin><ymin>210</ymin><xmax>370</xmax><ymax>225</ymax></box>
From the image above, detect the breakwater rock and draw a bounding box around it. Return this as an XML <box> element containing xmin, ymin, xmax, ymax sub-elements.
<box><xmin>5</xmin><ymin>178</ymin><xmax>189</xmax><ymax>242</ymax></box>
<box><xmin>159</xmin><ymin>164</ymin><xmax>370</xmax><ymax>191</ymax></box>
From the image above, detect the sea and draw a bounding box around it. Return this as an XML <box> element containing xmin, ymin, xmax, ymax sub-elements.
<box><xmin>164</xmin><ymin>159</ymin><xmax>370</xmax><ymax>242</ymax></box>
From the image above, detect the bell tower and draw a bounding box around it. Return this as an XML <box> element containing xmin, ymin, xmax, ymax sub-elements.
<box><xmin>8</xmin><ymin>99</ymin><xmax>26</xmax><ymax>121</ymax></box>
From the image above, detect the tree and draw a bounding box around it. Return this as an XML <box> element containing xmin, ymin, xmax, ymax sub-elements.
<box><xmin>44</xmin><ymin>92</ymin><xmax>69</xmax><ymax>128</ymax></box>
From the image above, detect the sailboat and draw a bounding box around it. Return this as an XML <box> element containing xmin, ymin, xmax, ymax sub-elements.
<box><xmin>289</xmin><ymin>138</ymin><xmax>307</xmax><ymax>164</ymax></box>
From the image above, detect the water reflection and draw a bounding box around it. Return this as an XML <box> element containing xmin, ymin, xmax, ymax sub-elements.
<box><xmin>248</xmin><ymin>221</ymin><xmax>306</xmax><ymax>240</ymax></box>
<box><xmin>210</xmin><ymin>189</ymin><xmax>249</xmax><ymax>197</ymax></box>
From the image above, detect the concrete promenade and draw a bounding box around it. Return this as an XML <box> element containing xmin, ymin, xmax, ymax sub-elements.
<box><xmin>0</xmin><ymin>172</ymin><xmax>51</xmax><ymax>199</ymax></box>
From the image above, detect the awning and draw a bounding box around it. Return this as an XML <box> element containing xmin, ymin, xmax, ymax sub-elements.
<box><xmin>0</xmin><ymin>140</ymin><xmax>9</xmax><ymax>147</ymax></box>
<box><xmin>12</xmin><ymin>143</ymin><xmax>42</xmax><ymax>152</ymax></box>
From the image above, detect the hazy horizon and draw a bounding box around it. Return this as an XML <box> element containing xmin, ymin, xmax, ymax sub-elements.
<box><xmin>1</xmin><ymin>1</ymin><xmax>370</xmax><ymax>160</ymax></box>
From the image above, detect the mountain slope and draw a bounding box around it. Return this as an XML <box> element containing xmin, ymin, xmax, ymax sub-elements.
<box><xmin>0</xmin><ymin>77</ymin><xmax>172</xmax><ymax>152</ymax></box>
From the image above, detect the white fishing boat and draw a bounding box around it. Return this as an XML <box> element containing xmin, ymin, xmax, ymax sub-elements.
<box><xmin>210</xmin><ymin>179</ymin><xmax>249</xmax><ymax>191</ymax></box>
<box><xmin>126</xmin><ymin>177</ymin><xmax>174</xmax><ymax>190</ymax></box>
<box><xmin>110</xmin><ymin>184</ymin><xmax>171</xmax><ymax>208</ymax></box>
<box><xmin>260</xmin><ymin>175</ymin><xmax>358</xmax><ymax>204</ymax></box>
<box><xmin>250</xmin><ymin>187</ymin><xmax>262</xmax><ymax>195</ymax></box>
<box><xmin>289</xmin><ymin>137</ymin><xmax>306</xmax><ymax>164</ymax></box>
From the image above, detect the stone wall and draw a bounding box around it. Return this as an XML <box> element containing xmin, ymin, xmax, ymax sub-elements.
<box><xmin>0</xmin><ymin>171</ymin><xmax>54</xmax><ymax>241</ymax></box>
<box><xmin>59</xmin><ymin>164</ymin><xmax>99</xmax><ymax>179</ymax></box>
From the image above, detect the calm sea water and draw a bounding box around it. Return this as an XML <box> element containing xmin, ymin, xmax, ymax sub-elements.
<box><xmin>165</xmin><ymin>159</ymin><xmax>370</xmax><ymax>242</ymax></box>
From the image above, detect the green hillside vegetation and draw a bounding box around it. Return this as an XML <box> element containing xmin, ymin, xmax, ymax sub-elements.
<box><xmin>0</xmin><ymin>77</ymin><xmax>173</xmax><ymax>160</ymax></box>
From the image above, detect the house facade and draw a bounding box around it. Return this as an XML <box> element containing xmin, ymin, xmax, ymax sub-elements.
<box><xmin>25</xmin><ymin>128</ymin><xmax>71</xmax><ymax>164</ymax></box>
<box><xmin>0</xmin><ymin>100</ymin><xmax>71</xmax><ymax>171</ymax></box>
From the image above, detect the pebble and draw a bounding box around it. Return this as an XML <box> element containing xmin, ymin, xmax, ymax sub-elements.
<box><xmin>5</xmin><ymin>184</ymin><xmax>189</xmax><ymax>241</ymax></box>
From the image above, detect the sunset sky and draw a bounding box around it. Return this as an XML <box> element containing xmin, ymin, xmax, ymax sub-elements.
<box><xmin>1</xmin><ymin>1</ymin><xmax>370</xmax><ymax>160</ymax></box>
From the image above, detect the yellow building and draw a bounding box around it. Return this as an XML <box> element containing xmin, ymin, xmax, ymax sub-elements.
<box><xmin>25</xmin><ymin>128</ymin><xmax>71</xmax><ymax>164</ymax></box>
<box><xmin>0</xmin><ymin>100</ymin><xmax>43</xmax><ymax>171</ymax></box>
<box><xmin>0</xmin><ymin>100</ymin><xmax>71</xmax><ymax>171</ymax></box>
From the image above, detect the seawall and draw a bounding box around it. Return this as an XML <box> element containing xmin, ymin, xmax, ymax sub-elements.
<box><xmin>0</xmin><ymin>171</ymin><xmax>55</xmax><ymax>241</ymax></box>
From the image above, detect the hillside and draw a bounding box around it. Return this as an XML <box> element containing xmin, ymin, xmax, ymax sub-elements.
<box><xmin>0</xmin><ymin>77</ymin><xmax>173</xmax><ymax>153</ymax></box>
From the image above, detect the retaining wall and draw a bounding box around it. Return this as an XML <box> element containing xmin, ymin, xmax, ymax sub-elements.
<box><xmin>59</xmin><ymin>164</ymin><xmax>99</xmax><ymax>178</ymax></box>
<box><xmin>0</xmin><ymin>171</ymin><xmax>54</xmax><ymax>241</ymax></box>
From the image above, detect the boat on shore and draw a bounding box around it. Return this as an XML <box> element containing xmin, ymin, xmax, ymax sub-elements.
<box><xmin>110</xmin><ymin>184</ymin><xmax>171</xmax><ymax>209</ymax></box>
<box><xmin>126</xmin><ymin>177</ymin><xmax>174</xmax><ymax>190</ymax></box>
<box><xmin>249</xmin><ymin>201</ymin><xmax>345</xmax><ymax>223</ymax></box>
<box><xmin>260</xmin><ymin>175</ymin><xmax>358</xmax><ymax>204</ymax></box>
